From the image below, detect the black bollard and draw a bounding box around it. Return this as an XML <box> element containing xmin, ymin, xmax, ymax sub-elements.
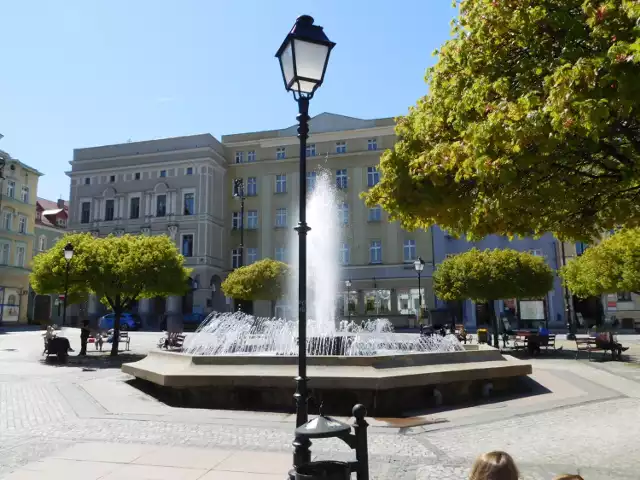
<box><xmin>352</xmin><ymin>404</ymin><xmax>369</xmax><ymax>480</ymax></box>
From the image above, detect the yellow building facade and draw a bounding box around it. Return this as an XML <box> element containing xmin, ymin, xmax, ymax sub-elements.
<box><xmin>0</xmin><ymin>149</ymin><xmax>42</xmax><ymax>324</ymax></box>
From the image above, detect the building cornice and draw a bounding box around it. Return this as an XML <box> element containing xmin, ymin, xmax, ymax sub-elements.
<box><xmin>66</xmin><ymin>156</ymin><xmax>227</xmax><ymax>177</ymax></box>
<box><xmin>224</xmin><ymin>125</ymin><xmax>396</xmax><ymax>148</ymax></box>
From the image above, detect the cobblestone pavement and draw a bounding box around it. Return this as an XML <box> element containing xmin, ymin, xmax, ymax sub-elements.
<box><xmin>2</xmin><ymin>330</ymin><xmax>640</xmax><ymax>479</ymax></box>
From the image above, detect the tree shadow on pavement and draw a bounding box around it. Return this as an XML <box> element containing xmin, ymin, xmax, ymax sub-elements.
<box><xmin>41</xmin><ymin>352</ymin><xmax>145</xmax><ymax>370</ymax></box>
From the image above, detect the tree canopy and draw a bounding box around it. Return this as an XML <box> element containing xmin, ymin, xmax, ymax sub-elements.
<box><xmin>434</xmin><ymin>248</ymin><xmax>554</xmax><ymax>303</ymax></box>
<box><xmin>221</xmin><ymin>258</ymin><xmax>289</xmax><ymax>301</ymax></box>
<box><xmin>561</xmin><ymin>228</ymin><xmax>640</xmax><ymax>297</ymax></box>
<box><xmin>31</xmin><ymin>233</ymin><xmax>191</xmax><ymax>354</ymax></box>
<box><xmin>435</xmin><ymin>248</ymin><xmax>554</xmax><ymax>346</ymax></box>
<box><xmin>364</xmin><ymin>0</ymin><xmax>640</xmax><ymax>241</ymax></box>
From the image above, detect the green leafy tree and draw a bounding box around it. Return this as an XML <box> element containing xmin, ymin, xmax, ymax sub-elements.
<box><xmin>561</xmin><ymin>228</ymin><xmax>640</xmax><ymax>297</ymax></box>
<box><xmin>434</xmin><ymin>248</ymin><xmax>554</xmax><ymax>347</ymax></box>
<box><xmin>222</xmin><ymin>259</ymin><xmax>289</xmax><ymax>309</ymax></box>
<box><xmin>31</xmin><ymin>233</ymin><xmax>191</xmax><ymax>355</ymax></box>
<box><xmin>364</xmin><ymin>0</ymin><xmax>640</xmax><ymax>241</ymax></box>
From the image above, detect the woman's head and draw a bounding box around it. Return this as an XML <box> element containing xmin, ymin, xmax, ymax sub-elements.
<box><xmin>469</xmin><ymin>451</ymin><xmax>519</xmax><ymax>480</ymax></box>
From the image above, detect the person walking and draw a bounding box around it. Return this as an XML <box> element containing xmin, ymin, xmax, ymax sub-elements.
<box><xmin>79</xmin><ymin>320</ymin><xmax>90</xmax><ymax>356</ymax></box>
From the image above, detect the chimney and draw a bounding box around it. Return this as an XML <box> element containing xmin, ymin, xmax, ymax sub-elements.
<box><xmin>57</xmin><ymin>198</ymin><xmax>65</xmax><ymax>209</ymax></box>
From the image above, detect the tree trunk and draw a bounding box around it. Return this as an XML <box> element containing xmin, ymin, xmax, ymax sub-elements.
<box><xmin>491</xmin><ymin>300</ymin><xmax>500</xmax><ymax>349</ymax></box>
<box><xmin>110</xmin><ymin>295</ymin><xmax>121</xmax><ymax>356</ymax></box>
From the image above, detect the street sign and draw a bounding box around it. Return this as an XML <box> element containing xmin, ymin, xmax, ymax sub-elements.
<box><xmin>58</xmin><ymin>294</ymin><xmax>65</xmax><ymax>301</ymax></box>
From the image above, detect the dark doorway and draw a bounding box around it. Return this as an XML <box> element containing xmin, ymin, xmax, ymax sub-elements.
<box><xmin>475</xmin><ymin>302</ymin><xmax>491</xmax><ymax>327</ymax></box>
<box><xmin>34</xmin><ymin>295</ymin><xmax>51</xmax><ymax>323</ymax></box>
<box><xmin>233</xmin><ymin>299</ymin><xmax>254</xmax><ymax>315</ymax></box>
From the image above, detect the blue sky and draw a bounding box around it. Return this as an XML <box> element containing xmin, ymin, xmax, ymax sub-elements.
<box><xmin>0</xmin><ymin>0</ymin><xmax>456</xmax><ymax>201</ymax></box>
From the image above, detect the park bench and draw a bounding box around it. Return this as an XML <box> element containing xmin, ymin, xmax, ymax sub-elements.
<box><xmin>119</xmin><ymin>332</ymin><xmax>131</xmax><ymax>351</ymax></box>
<box><xmin>159</xmin><ymin>333</ymin><xmax>186</xmax><ymax>350</ymax></box>
<box><xmin>575</xmin><ymin>337</ymin><xmax>610</xmax><ymax>361</ymax></box>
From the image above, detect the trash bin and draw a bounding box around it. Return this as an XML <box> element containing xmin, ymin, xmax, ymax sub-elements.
<box><xmin>477</xmin><ymin>328</ymin><xmax>488</xmax><ymax>344</ymax></box>
<box><xmin>295</xmin><ymin>461</ymin><xmax>350</xmax><ymax>480</ymax></box>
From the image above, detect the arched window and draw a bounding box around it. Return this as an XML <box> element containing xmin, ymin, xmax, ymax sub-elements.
<box><xmin>7</xmin><ymin>294</ymin><xmax>17</xmax><ymax>305</ymax></box>
<box><xmin>39</xmin><ymin>235</ymin><xmax>47</xmax><ymax>251</ymax></box>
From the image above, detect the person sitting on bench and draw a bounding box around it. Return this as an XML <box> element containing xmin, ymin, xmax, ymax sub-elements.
<box><xmin>595</xmin><ymin>332</ymin><xmax>629</xmax><ymax>359</ymax></box>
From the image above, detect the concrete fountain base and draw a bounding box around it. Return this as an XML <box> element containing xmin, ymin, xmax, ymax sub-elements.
<box><xmin>122</xmin><ymin>345</ymin><xmax>532</xmax><ymax>416</ymax></box>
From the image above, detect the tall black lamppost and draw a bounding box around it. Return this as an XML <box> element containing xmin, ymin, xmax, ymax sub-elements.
<box><xmin>345</xmin><ymin>279</ymin><xmax>352</xmax><ymax>322</ymax></box>
<box><xmin>62</xmin><ymin>243</ymin><xmax>74</xmax><ymax>326</ymax></box>
<box><xmin>561</xmin><ymin>241</ymin><xmax>576</xmax><ymax>339</ymax></box>
<box><xmin>414</xmin><ymin>257</ymin><xmax>425</xmax><ymax>328</ymax></box>
<box><xmin>233</xmin><ymin>178</ymin><xmax>245</xmax><ymax>267</ymax></box>
<box><xmin>275</xmin><ymin>15</ymin><xmax>335</xmax><ymax>469</ymax></box>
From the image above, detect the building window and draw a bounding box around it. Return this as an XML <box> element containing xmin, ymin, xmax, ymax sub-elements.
<box><xmin>39</xmin><ymin>236</ymin><xmax>47</xmax><ymax>251</ymax></box>
<box><xmin>109</xmin><ymin>175</ymin><xmax>116</xmax><ymax>183</ymax></box>
<box><xmin>183</xmin><ymin>192</ymin><xmax>195</xmax><ymax>215</ymax></box>
<box><xmin>367</xmin><ymin>138</ymin><xmax>377</xmax><ymax>151</ymax></box>
<box><xmin>186</xmin><ymin>167</ymin><xmax>193</xmax><ymax>175</ymax></box>
<box><xmin>159</xmin><ymin>170</ymin><xmax>167</xmax><ymax>178</ymax></box>
<box><xmin>274</xmin><ymin>299</ymin><xmax>292</xmax><ymax>319</ymax></box>
<box><xmin>232</xmin><ymin>212</ymin><xmax>241</xmax><ymax>230</ymax></box>
<box><xmin>105</xmin><ymin>199</ymin><xmax>115</xmax><ymax>221</ymax></box>
<box><xmin>307</xmin><ymin>171</ymin><xmax>317</xmax><ymax>192</ymax></box>
<box><xmin>232</xmin><ymin>249</ymin><xmax>242</xmax><ymax>269</ymax></box>
<box><xmin>364</xmin><ymin>289</ymin><xmax>391</xmax><ymax>315</ymax></box>
<box><xmin>235</xmin><ymin>151</ymin><xmax>244</xmax><ymax>164</ymax></box>
<box><xmin>81</xmin><ymin>202</ymin><xmax>91</xmax><ymax>224</ymax></box>
<box><xmin>57</xmin><ymin>218</ymin><xmax>66</xmax><ymax>227</ymax></box>
<box><xmin>84</xmin><ymin>177</ymin><xmax>91</xmax><ymax>185</ymax></box>
<box><xmin>130</xmin><ymin>197</ymin><xmax>140</xmax><ymax>219</ymax></box>
<box><xmin>306</xmin><ymin>144</ymin><xmax>316</xmax><ymax>157</ymax></box>
<box><xmin>156</xmin><ymin>195</ymin><xmax>167</xmax><ymax>217</ymax></box>
<box><xmin>232</xmin><ymin>178</ymin><xmax>243</xmax><ymax>196</ymax></box>
<box><xmin>397</xmin><ymin>288</ymin><xmax>424</xmax><ymax>315</ymax></box>
<box><xmin>340</xmin><ymin>243</ymin><xmax>350</xmax><ymax>265</ymax></box>
<box><xmin>368</xmin><ymin>205</ymin><xmax>382</xmax><ymax>222</ymax></box>
<box><xmin>403</xmin><ymin>239</ymin><xmax>417</xmax><ymax>262</ymax></box>
<box><xmin>247</xmin><ymin>151</ymin><xmax>256</xmax><ymax>163</ymax></box>
<box><xmin>338</xmin><ymin>203</ymin><xmax>349</xmax><ymax>225</ymax></box>
<box><xmin>529</xmin><ymin>249</ymin><xmax>544</xmax><ymax>257</ymax></box>
<box><xmin>336</xmin><ymin>169</ymin><xmax>348</xmax><ymax>189</ymax></box>
<box><xmin>0</xmin><ymin>243</ymin><xmax>9</xmax><ymax>264</ymax></box>
<box><xmin>275</xmin><ymin>208</ymin><xmax>287</xmax><ymax>228</ymax></box>
<box><xmin>3</xmin><ymin>212</ymin><xmax>11</xmax><ymax>230</ymax></box>
<box><xmin>369</xmin><ymin>240</ymin><xmax>382</xmax><ymax>264</ymax></box>
<box><xmin>275</xmin><ymin>174</ymin><xmax>287</xmax><ymax>194</ymax></box>
<box><xmin>275</xmin><ymin>247</ymin><xmax>286</xmax><ymax>262</ymax></box>
<box><xmin>617</xmin><ymin>292</ymin><xmax>632</xmax><ymax>302</ymax></box>
<box><xmin>247</xmin><ymin>210</ymin><xmax>258</xmax><ymax>229</ymax></box>
<box><xmin>21</xmin><ymin>186</ymin><xmax>29</xmax><ymax>203</ymax></box>
<box><xmin>335</xmin><ymin>141</ymin><xmax>347</xmax><ymax>154</ymax></box>
<box><xmin>16</xmin><ymin>245</ymin><xmax>25</xmax><ymax>267</ymax></box>
<box><xmin>367</xmin><ymin>166</ymin><xmax>380</xmax><ymax>187</ymax></box>
<box><xmin>7</xmin><ymin>181</ymin><xmax>15</xmax><ymax>198</ymax></box>
<box><xmin>134</xmin><ymin>172</ymin><xmax>141</xmax><ymax>180</ymax></box>
<box><xmin>18</xmin><ymin>216</ymin><xmax>26</xmax><ymax>234</ymax></box>
<box><xmin>247</xmin><ymin>248</ymin><xmax>258</xmax><ymax>264</ymax></box>
<box><xmin>36</xmin><ymin>210</ymin><xmax>42</xmax><ymax>221</ymax></box>
<box><xmin>181</xmin><ymin>234</ymin><xmax>194</xmax><ymax>257</ymax></box>
<box><xmin>247</xmin><ymin>177</ymin><xmax>257</xmax><ymax>196</ymax></box>
<box><xmin>276</xmin><ymin>147</ymin><xmax>286</xmax><ymax>160</ymax></box>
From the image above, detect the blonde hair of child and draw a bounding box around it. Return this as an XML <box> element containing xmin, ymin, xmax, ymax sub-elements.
<box><xmin>469</xmin><ymin>451</ymin><xmax>519</xmax><ymax>480</ymax></box>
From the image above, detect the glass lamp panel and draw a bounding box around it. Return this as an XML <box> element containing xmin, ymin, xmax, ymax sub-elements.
<box><xmin>279</xmin><ymin>41</ymin><xmax>295</xmax><ymax>87</ymax></box>
<box><xmin>293</xmin><ymin>39</ymin><xmax>329</xmax><ymax>82</ymax></box>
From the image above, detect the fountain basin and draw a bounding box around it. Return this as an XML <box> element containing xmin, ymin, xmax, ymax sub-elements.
<box><xmin>122</xmin><ymin>345</ymin><xmax>532</xmax><ymax>416</ymax></box>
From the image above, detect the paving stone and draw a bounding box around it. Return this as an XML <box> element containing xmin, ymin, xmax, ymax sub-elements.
<box><xmin>2</xmin><ymin>331</ymin><xmax>640</xmax><ymax>479</ymax></box>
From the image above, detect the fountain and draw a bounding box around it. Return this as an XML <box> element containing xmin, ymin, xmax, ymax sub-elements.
<box><xmin>123</xmin><ymin>172</ymin><xmax>532</xmax><ymax>415</ymax></box>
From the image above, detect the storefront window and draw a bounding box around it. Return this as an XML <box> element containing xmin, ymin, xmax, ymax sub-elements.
<box><xmin>336</xmin><ymin>291</ymin><xmax>358</xmax><ymax>317</ymax></box>
<box><xmin>397</xmin><ymin>288</ymin><xmax>424</xmax><ymax>315</ymax></box>
<box><xmin>364</xmin><ymin>289</ymin><xmax>391</xmax><ymax>315</ymax></box>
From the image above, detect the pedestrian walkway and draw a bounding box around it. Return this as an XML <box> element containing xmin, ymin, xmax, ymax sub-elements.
<box><xmin>2</xmin><ymin>442</ymin><xmax>289</xmax><ymax>479</ymax></box>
